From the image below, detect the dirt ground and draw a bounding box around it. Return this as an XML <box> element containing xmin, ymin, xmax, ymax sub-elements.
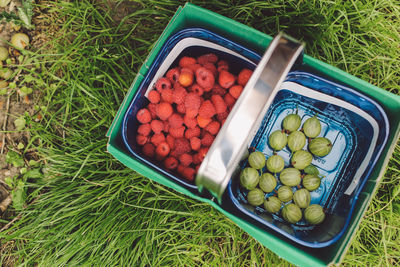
<box><xmin>0</xmin><ymin>0</ymin><xmax>48</xmax><ymax>226</ymax></box>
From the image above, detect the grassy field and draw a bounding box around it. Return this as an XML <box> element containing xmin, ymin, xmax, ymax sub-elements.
<box><xmin>1</xmin><ymin>0</ymin><xmax>400</xmax><ymax>266</ymax></box>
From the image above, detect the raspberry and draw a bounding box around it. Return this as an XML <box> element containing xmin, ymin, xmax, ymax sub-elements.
<box><xmin>156</xmin><ymin>102</ymin><xmax>173</xmax><ymax>120</ymax></box>
<box><xmin>168</xmin><ymin>113</ymin><xmax>183</xmax><ymax>129</ymax></box>
<box><xmin>181</xmin><ymin>167</ymin><xmax>196</xmax><ymax>181</ymax></box>
<box><xmin>136</xmin><ymin>108</ymin><xmax>151</xmax><ymax>124</ymax></box>
<box><xmin>164</xmin><ymin>157</ymin><xmax>178</xmax><ymax>170</ymax></box>
<box><xmin>201</xmin><ymin>132</ymin><xmax>215</xmax><ymax>147</ymax></box>
<box><xmin>205</xmin><ymin>121</ymin><xmax>220</xmax><ymax>135</ymax></box>
<box><xmin>197</xmin><ymin>53</ymin><xmax>218</xmax><ymax>65</ymax></box>
<box><xmin>197</xmin><ymin>116</ymin><xmax>212</xmax><ymax>128</ymax></box>
<box><xmin>193</xmin><ymin>152</ymin><xmax>202</xmax><ymax>164</ymax></box>
<box><xmin>156</xmin><ymin>142</ymin><xmax>170</xmax><ymax>157</ymax></box>
<box><xmin>150</xmin><ymin>120</ymin><xmax>164</xmax><ymax>134</ymax></box>
<box><xmin>137</xmin><ymin>123</ymin><xmax>151</xmax><ymax>136</ymax></box>
<box><xmin>211</xmin><ymin>84</ymin><xmax>226</xmax><ymax>96</ymax></box>
<box><xmin>147</xmin><ymin>103</ymin><xmax>157</xmax><ymax>119</ymax></box>
<box><xmin>166</xmin><ymin>134</ymin><xmax>175</xmax><ymax>150</ymax></box>
<box><xmin>163</xmin><ymin>120</ymin><xmax>170</xmax><ymax>133</ymax></box>
<box><xmin>179</xmin><ymin>153</ymin><xmax>193</xmax><ymax>167</ymax></box>
<box><xmin>166</xmin><ymin>67</ymin><xmax>180</xmax><ymax>83</ymax></box>
<box><xmin>161</xmin><ymin>88</ymin><xmax>174</xmax><ymax>103</ymax></box>
<box><xmin>176</xmin><ymin>103</ymin><xmax>186</xmax><ymax>114</ymax></box>
<box><xmin>195</xmin><ymin>165</ymin><xmax>200</xmax><ymax>172</ymax></box>
<box><xmin>190</xmin><ymin>83</ymin><xmax>204</xmax><ymax>96</ymax></box>
<box><xmin>142</xmin><ymin>143</ymin><xmax>155</xmax><ymax>158</ymax></box>
<box><xmin>203</xmin><ymin>62</ymin><xmax>218</xmax><ymax>78</ymax></box>
<box><xmin>238</xmin><ymin>68</ymin><xmax>253</xmax><ymax>86</ymax></box>
<box><xmin>177</xmin><ymin>164</ymin><xmax>186</xmax><ymax>175</ymax></box>
<box><xmin>199</xmin><ymin>100</ymin><xmax>216</xmax><ymax>118</ymax></box>
<box><xmin>186</xmin><ymin>108</ymin><xmax>198</xmax><ymax>118</ymax></box>
<box><xmin>174</xmin><ymin>138</ymin><xmax>191</xmax><ymax>156</ymax></box>
<box><xmin>198</xmin><ymin>147</ymin><xmax>209</xmax><ymax>161</ymax></box>
<box><xmin>217</xmin><ymin>60</ymin><xmax>229</xmax><ymax>72</ymax></box>
<box><xmin>169</xmin><ymin>126</ymin><xmax>185</xmax><ymax>138</ymax></box>
<box><xmin>184</xmin><ymin>115</ymin><xmax>197</xmax><ymax>129</ymax></box>
<box><xmin>147</xmin><ymin>90</ymin><xmax>160</xmax><ymax>104</ymax></box>
<box><xmin>136</xmin><ymin>135</ymin><xmax>148</xmax><ymax>146</ymax></box>
<box><xmin>155</xmin><ymin>77</ymin><xmax>172</xmax><ymax>92</ymax></box>
<box><xmin>211</xmin><ymin>95</ymin><xmax>227</xmax><ymax>114</ymax></box>
<box><xmin>229</xmin><ymin>85</ymin><xmax>243</xmax><ymax>99</ymax></box>
<box><xmin>151</xmin><ymin>133</ymin><xmax>166</xmax><ymax>147</ymax></box>
<box><xmin>185</xmin><ymin>126</ymin><xmax>201</xmax><ymax>139</ymax></box>
<box><xmin>178</xmin><ymin>68</ymin><xmax>194</xmax><ymax>87</ymax></box>
<box><xmin>216</xmin><ymin>111</ymin><xmax>229</xmax><ymax>122</ymax></box>
<box><xmin>195</xmin><ymin>67</ymin><xmax>215</xmax><ymax>91</ymax></box>
<box><xmin>179</xmin><ymin>56</ymin><xmax>197</xmax><ymax>68</ymax></box>
<box><xmin>184</xmin><ymin>93</ymin><xmax>201</xmax><ymax>111</ymax></box>
<box><xmin>218</xmin><ymin>70</ymin><xmax>235</xmax><ymax>89</ymax></box>
<box><xmin>190</xmin><ymin>137</ymin><xmax>201</xmax><ymax>151</ymax></box>
<box><xmin>173</xmin><ymin>86</ymin><xmax>187</xmax><ymax>105</ymax></box>
<box><xmin>186</xmin><ymin>63</ymin><xmax>202</xmax><ymax>72</ymax></box>
<box><xmin>224</xmin><ymin>93</ymin><xmax>236</xmax><ymax>109</ymax></box>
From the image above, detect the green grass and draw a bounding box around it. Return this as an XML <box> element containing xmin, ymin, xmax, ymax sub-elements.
<box><xmin>1</xmin><ymin>0</ymin><xmax>400</xmax><ymax>266</ymax></box>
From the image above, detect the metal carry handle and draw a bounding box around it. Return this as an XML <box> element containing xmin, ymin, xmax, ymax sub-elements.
<box><xmin>196</xmin><ymin>33</ymin><xmax>304</xmax><ymax>202</ymax></box>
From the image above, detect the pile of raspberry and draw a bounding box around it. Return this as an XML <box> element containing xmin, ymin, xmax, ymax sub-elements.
<box><xmin>135</xmin><ymin>53</ymin><xmax>253</xmax><ymax>182</ymax></box>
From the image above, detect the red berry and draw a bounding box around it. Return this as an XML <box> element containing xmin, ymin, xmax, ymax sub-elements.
<box><xmin>156</xmin><ymin>142</ymin><xmax>170</xmax><ymax>157</ymax></box>
<box><xmin>195</xmin><ymin>67</ymin><xmax>215</xmax><ymax>91</ymax></box>
<box><xmin>148</xmin><ymin>90</ymin><xmax>160</xmax><ymax>104</ymax></box>
<box><xmin>190</xmin><ymin>137</ymin><xmax>201</xmax><ymax>151</ymax></box>
<box><xmin>205</xmin><ymin>121</ymin><xmax>220</xmax><ymax>135</ymax></box>
<box><xmin>166</xmin><ymin>134</ymin><xmax>175</xmax><ymax>150</ymax></box>
<box><xmin>201</xmin><ymin>132</ymin><xmax>215</xmax><ymax>147</ymax></box>
<box><xmin>142</xmin><ymin>143</ymin><xmax>155</xmax><ymax>157</ymax></box>
<box><xmin>184</xmin><ymin>93</ymin><xmax>201</xmax><ymax>111</ymax></box>
<box><xmin>151</xmin><ymin>133</ymin><xmax>166</xmax><ymax>147</ymax></box>
<box><xmin>164</xmin><ymin>157</ymin><xmax>178</xmax><ymax>170</ymax></box>
<box><xmin>197</xmin><ymin>53</ymin><xmax>218</xmax><ymax>65</ymax></box>
<box><xmin>166</xmin><ymin>67</ymin><xmax>180</xmax><ymax>83</ymax></box>
<box><xmin>168</xmin><ymin>113</ymin><xmax>184</xmax><ymax>129</ymax></box>
<box><xmin>181</xmin><ymin>167</ymin><xmax>196</xmax><ymax>181</ymax></box>
<box><xmin>169</xmin><ymin>126</ymin><xmax>185</xmax><ymax>138</ymax></box>
<box><xmin>211</xmin><ymin>84</ymin><xmax>226</xmax><ymax>96</ymax></box>
<box><xmin>150</xmin><ymin>120</ymin><xmax>164</xmax><ymax>134</ymax></box>
<box><xmin>173</xmin><ymin>86</ymin><xmax>187</xmax><ymax>105</ymax></box>
<box><xmin>211</xmin><ymin>95</ymin><xmax>227</xmax><ymax>114</ymax></box>
<box><xmin>183</xmin><ymin>115</ymin><xmax>197</xmax><ymax>129</ymax></box>
<box><xmin>217</xmin><ymin>60</ymin><xmax>229</xmax><ymax>72</ymax></box>
<box><xmin>229</xmin><ymin>85</ymin><xmax>243</xmax><ymax>99</ymax></box>
<box><xmin>178</xmin><ymin>68</ymin><xmax>194</xmax><ymax>87</ymax></box>
<box><xmin>174</xmin><ymin>138</ymin><xmax>191</xmax><ymax>156</ymax></box>
<box><xmin>156</xmin><ymin>102</ymin><xmax>173</xmax><ymax>120</ymax></box>
<box><xmin>136</xmin><ymin>135</ymin><xmax>148</xmax><ymax>146</ymax></box>
<box><xmin>203</xmin><ymin>62</ymin><xmax>218</xmax><ymax>79</ymax></box>
<box><xmin>179</xmin><ymin>56</ymin><xmax>197</xmax><ymax>68</ymax></box>
<box><xmin>197</xmin><ymin>116</ymin><xmax>212</xmax><ymax>128</ymax></box>
<box><xmin>161</xmin><ymin>88</ymin><xmax>174</xmax><ymax>103</ymax></box>
<box><xmin>224</xmin><ymin>93</ymin><xmax>236</xmax><ymax>109</ymax></box>
<box><xmin>147</xmin><ymin>103</ymin><xmax>157</xmax><ymax>119</ymax></box>
<box><xmin>190</xmin><ymin>83</ymin><xmax>204</xmax><ymax>96</ymax></box>
<box><xmin>238</xmin><ymin>68</ymin><xmax>253</xmax><ymax>86</ymax></box>
<box><xmin>179</xmin><ymin>153</ymin><xmax>193</xmax><ymax>167</ymax></box>
<box><xmin>186</xmin><ymin>63</ymin><xmax>202</xmax><ymax>72</ymax></box>
<box><xmin>137</xmin><ymin>123</ymin><xmax>151</xmax><ymax>136</ymax></box>
<box><xmin>136</xmin><ymin>108</ymin><xmax>151</xmax><ymax>124</ymax></box>
<box><xmin>176</xmin><ymin>103</ymin><xmax>186</xmax><ymax>114</ymax></box>
<box><xmin>216</xmin><ymin>111</ymin><xmax>229</xmax><ymax>122</ymax></box>
<box><xmin>199</xmin><ymin>100</ymin><xmax>216</xmax><ymax>118</ymax></box>
<box><xmin>218</xmin><ymin>70</ymin><xmax>235</xmax><ymax>89</ymax></box>
<box><xmin>185</xmin><ymin>126</ymin><xmax>201</xmax><ymax>139</ymax></box>
<box><xmin>155</xmin><ymin>77</ymin><xmax>171</xmax><ymax>92</ymax></box>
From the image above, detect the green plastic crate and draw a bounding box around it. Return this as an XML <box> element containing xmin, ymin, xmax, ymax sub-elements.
<box><xmin>107</xmin><ymin>3</ymin><xmax>400</xmax><ymax>266</ymax></box>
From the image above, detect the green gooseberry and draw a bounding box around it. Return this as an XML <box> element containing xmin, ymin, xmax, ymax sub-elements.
<box><xmin>302</xmin><ymin>115</ymin><xmax>321</xmax><ymax>138</ymax></box>
<box><xmin>277</xmin><ymin>186</ymin><xmax>293</xmax><ymax>203</ymax></box>
<box><xmin>259</xmin><ymin>173</ymin><xmax>277</xmax><ymax>193</ymax></box>
<box><xmin>304</xmin><ymin>165</ymin><xmax>319</xmax><ymax>176</ymax></box>
<box><xmin>247</xmin><ymin>188</ymin><xmax>265</xmax><ymax>206</ymax></box>
<box><xmin>282</xmin><ymin>113</ymin><xmax>301</xmax><ymax>132</ymax></box>
<box><xmin>279</xmin><ymin>167</ymin><xmax>301</xmax><ymax>187</ymax></box>
<box><xmin>266</xmin><ymin>155</ymin><xmax>285</xmax><ymax>173</ymax></box>
<box><xmin>282</xmin><ymin>203</ymin><xmax>302</xmax><ymax>224</ymax></box>
<box><xmin>287</xmin><ymin>131</ymin><xmax>306</xmax><ymax>152</ymax></box>
<box><xmin>0</xmin><ymin>47</ymin><xmax>8</xmax><ymax>61</ymax></box>
<box><xmin>291</xmin><ymin>150</ymin><xmax>313</xmax><ymax>170</ymax></box>
<box><xmin>303</xmin><ymin>174</ymin><xmax>321</xmax><ymax>191</ymax></box>
<box><xmin>264</xmin><ymin>196</ymin><xmax>282</xmax><ymax>213</ymax></box>
<box><xmin>11</xmin><ymin>33</ymin><xmax>30</xmax><ymax>50</ymax></box>
<box><xmin>293</xmin><ymin>189</ymin><xmax>311</xmax><ymax>208</ymax></box>
<box><xmin>248</xmin><ymin>151</ymin><xmax>266</xmax><ymax>170</ymax></box>
<box><xmin>240</xmin><ymin>167</ymin><xmax>259</xmax><ymax>190</ymax></box>
<box><xmin>269</xmin><ymin>130</ymin><xmax>287</xmax><ymax>151</ymax></box>
<box><xmin>309</xmin><ymin>137</ymin><xmax>332</xmax><ymax>157</ymax></box>
<box><xmin>304</xmin><ymin>204</ymin><xmax>325</xmax><ymax>225</ymax></box>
